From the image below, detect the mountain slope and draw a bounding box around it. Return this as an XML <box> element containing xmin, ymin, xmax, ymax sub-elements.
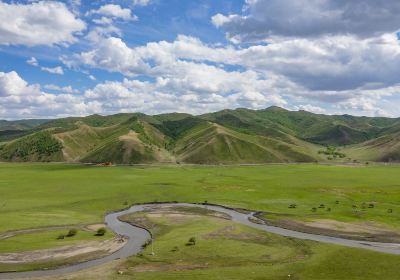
<box><xmin>1</xmin><ymin>107</ymin><xmax>400</xmax><ymax>164</ymax></box>
<box><xmin>344</xmin><ymin>131</ymin><xmax>400</xmax><ymax>162</ymax></box>
<box><xmin>174</xmin><ymin>122</ymin><xmax>320</xmax><ymax>164</ymax></box>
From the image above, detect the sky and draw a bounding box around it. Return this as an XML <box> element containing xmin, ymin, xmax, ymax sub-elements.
<box><xmin>1</xmin><ymin>0</ymin><xmax>400</xmax><ymax>119</ymax></box>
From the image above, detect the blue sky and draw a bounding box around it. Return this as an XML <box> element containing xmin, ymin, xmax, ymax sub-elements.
<box><xmin>1</xmin><ymin>0</ymin><xmax>400</xmax><ymax>119</ymax></box>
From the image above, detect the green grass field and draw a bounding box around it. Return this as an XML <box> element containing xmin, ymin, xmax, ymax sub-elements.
<box><xmin>1</xmin><ymin>163</ymin><xmax>399</xmax><ymax>233</ymax></box>
<box><xmin>47</xmin><ymin>209</ymin><xmax>400</xmax><ymax>280</ymax></box>
<box><xmin>1</xmin><ymin>163</ymin><xmax>400</xmax><ymax>278</ymax></box>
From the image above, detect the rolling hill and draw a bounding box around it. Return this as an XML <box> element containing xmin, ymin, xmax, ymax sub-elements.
<box><xmin>0</xmin><ymin>107</ymin><xmax>400</xmax><ymax>164</ymax></box>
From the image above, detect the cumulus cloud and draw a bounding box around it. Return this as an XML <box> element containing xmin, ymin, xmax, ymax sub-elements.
<box><xmin>44</xmin><ymin>84</ymin><xmax>79</xmax><ymax>94</ymax></box>
<box><xmin>89</xmin><ymin>4</ymin><xmax>136</xmax><ymax>21</ymax></box>
<box><xmin>66</xmin><ymin>34</ymin><xmax>400</xmax><ymax>91</ymax></box>
<box><xmin>133</xmin><ymin>0</ymin><xmax>151</xmax><ymax>6</ymax></box>
<box><xmin>25</xmin><ymin>57</ymin><xmax>65</xmax><ymax>75</ymax></box>
<box><xmin>60</xmin><ymin>34</ymin><xmax>400</xmax><ymax>117</ymax></box>
<box><xmin>26</xmin><ymin>57</ymin><xmax>39</xmax><ymax>67</ymax></box>
<box><xmin>41</xmin><ymin>66</ymin><xmax>64</xmax><ymax>75</ymax></box>
<box><xmin>0</xmin><ymin>71</ymin><xmax>90</xmax><ymax>119</ymax></box>
<box><xmin>213</xmin><ymin>0</ymin><xmax>400</xmax><ymax>42</ymax></box>
<box><xmin>0</xmin><ymin>1</ymin><xmax>85</xmax><ymax>46</ymax></box>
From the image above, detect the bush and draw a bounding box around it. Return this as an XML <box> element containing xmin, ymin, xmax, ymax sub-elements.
<box><xmin>186</xmin><ymin>237</ymin><xmax>196</xmax><ymax>246</ymax></box>
<box><xmin>141</xmin><ymin>239</ymin><xmax>152</xmax><ymax>249</ymax></box>
<box><xmin>289</xmin><ymin>204</ymin><xmax>297</xmax><ymax>209</ymax></box>
<box><xmin>57</xmin><ymin>234</ymin><xmax>65</xmax><ymax>240</ymax></box>
<box><xmin>171</xmin><ymin>246</ymin><xmax>179</xmax><ymax>252</ymax></box>
<box><xmin>66</xmin><ymin>228</ymin><xmax>78</xmax><ymax>237</ymax></box>
<box><xmin>96</xmin><ymin>227</ymin><xmax>107</xmax><ymax>236</ymax></box>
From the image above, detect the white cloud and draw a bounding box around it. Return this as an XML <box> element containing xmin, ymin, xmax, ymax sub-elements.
<box><xmin>26</xmin><ymin>57</ymin><xmax>38</xmax><ymax>67</ymax></box>
<box><xmin>41</xmin><ymin>66</ymin><xmax>64</xmax><ymax>75</ymax></box>
<box><xmin>93</xmin><ymin>17</ymin><xmax>113</xmax><ymax>26</ymax></box>
<box><xmin>0</xmin><ymin>1</ymin><xmax>85</xmax><ymax>46</ymax></box>
<box><xmin>0</xmin><ymin>71</ymin><xmax>89</xmax><ymax>119</ymax></box>
<box><xmin>297</xmin><ymin>104</ymin><xmax>326</xmax><ymax>114</ymax></box>
<box><xmin>213</xmin><ymin>0</ymin><xmax>400</xmax><ymax>43</ymax></box>
<box><xmin>90</xmin><ymin>4</ymin><xmax>136</xmax><ymax>21</ymax></box>
<box><xmin>133</xmin><ymin>0</ymin><xmax>151</xmax><ymax>6</ymax></box>
<box><xmin>44</xmin><ymin>84</ymin><xmax>79</xmax><ymax>94</ymax></box>
<box><xmin>61</xmin><ymin>34</ymin><xmax>400</xmax><ymax>117</ymax></box>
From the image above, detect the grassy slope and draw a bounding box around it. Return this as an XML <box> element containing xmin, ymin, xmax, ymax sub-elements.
<box><xmin>344</xmin><ymin>131</ymin><xmax>400</xmax><ymax>162</ymax></box>
<box><xmin>2</xmin><ymin>106</ymin><xmax>400</xmax><ymax>163</ymax></box>
<box><xmin>174</xmin><ymin>122</ymin><xmax>321</xmax><ymax>163</ymax></box>
<box><xmin>0</xmin><ymin>119</ymin><xmax>49</xmax><ymax>131</ymax></box>
<box><xmin>201</xmin><ymin>107</ymin><xmax>400</xmax><ymax>146</ymax></box>
<box><xmin>0</xmin><ymin>131</ymin><xmax>64</xmax><ymax>162</ymax></box>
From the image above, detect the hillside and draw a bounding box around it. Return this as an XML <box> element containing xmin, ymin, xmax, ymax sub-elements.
<box><xmin>0</xmin><ymin>107</ymin><xmax>400</xmax><ymax>163</ymax></box>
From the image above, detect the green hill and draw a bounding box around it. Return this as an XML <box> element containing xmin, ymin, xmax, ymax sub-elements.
<box><xmin>1</xmin><ymin>107</ymin><xmax>400</xmax><ymax>164</ymax></box>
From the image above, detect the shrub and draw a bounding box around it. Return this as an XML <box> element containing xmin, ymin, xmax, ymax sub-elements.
<box><xmin>361</xmin><ymin>203</ymin><xmax>367</xmax><ymax>209</ymax></box>
<box><xmin>57</xmin><ymin>234</ymin><xmax>65</xmax><ymax>240</ymax></box>
<box><xmin>142</xmin><ymin>239</ymin><xmax>152</xmax><ymax>249</ymax></box>
<box><xmin>289</xmin><ymin>204</ymin><xmax>297</xmax><ymax>209</ymax></box>
<box><xmin>66</xmin><ymin>228</ymin><xmax>78</xmax><ymax>237</ymax></box>
<box><xmin>388</xmin><ymin>209</ymin><xmax>393</xmax><ymax>213</ymax></box>
<box><xmin>96</xmin><ymin>227</ymin><xmax>107</xmax><ymax>236</ymax></box>
<box><xmin>318</xmin><ymin>204</ymin><xmax>325</xmax><ymax>208</ymax></box>
<box><xmin>368</xmin><ymin>203</ymin><xmax>375</xmax><ymax>208</ymax></box>
<box><xmin>186</xmin><ymin>237</ymin><xmax>196</xmax><ymax>246</ymax></box>
<box><xmin>171</xmin><ymin>246</ymin><xmax>179</xmax><ymax>252</ymax></box>
<box><xmin>311</xmin><ymin>207</ymin><xmax>317</xmax><ymax>212</ymax></box>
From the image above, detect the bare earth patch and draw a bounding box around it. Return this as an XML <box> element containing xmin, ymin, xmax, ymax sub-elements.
<box><xmin>204</xmin><ymin>225</ymin><xmax>265</xmax><ymax>242</ymax></box>
<box><xmin>256</xmin><ymin>214</ymin><xmax>400</xmax><ymax>243</ymax></box>
<box><xmin>85</xmin><ymin>224</ymin><xmax>107</xmax><ymax>232</ymax></box>
<box><xmin>0</xmin><ymin>237</ymin><xmax>126</xmax><ymax>264</ymax></box>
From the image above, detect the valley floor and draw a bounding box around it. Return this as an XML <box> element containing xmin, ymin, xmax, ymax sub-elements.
<box><xmin>0</xmin><ymin>163</ymin><xmax>400</xmax><ymax>279</ymax></box>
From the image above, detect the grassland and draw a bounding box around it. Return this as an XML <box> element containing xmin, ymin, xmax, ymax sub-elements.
<box><xmin>40</xmin><ymin>208</ymin><xmax>400</xmax><ymax>280</ymax></box>
<box><xmin>1</xmin><ymin>163</ymin><xmax>400</xmax><ymax>233</ymax></box>
<box><xmin>1</xmin><ymin>163</ymin><xmax>400</xmax><ymax>278</ymax></box>
<box><xmin>0</xmin><ymin>228</ymin><xmax>112</xmax><ymax>254</ymax></box>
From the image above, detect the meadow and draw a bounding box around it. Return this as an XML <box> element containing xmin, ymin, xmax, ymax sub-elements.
<box><xmin>1</xmin><ymin>163</ymin><xmax>400</xmax><ymax>278</ymax></box>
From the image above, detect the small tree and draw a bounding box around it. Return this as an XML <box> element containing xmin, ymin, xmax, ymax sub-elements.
<box><xmin>96</xmin><ymin>227</ymin><xmax>107</xmax><ymax>236</ymax></box>
<box><xmin>66</xmin><ymin>228</ymin><xmax>78</xmax><ymax>237</ymax></box>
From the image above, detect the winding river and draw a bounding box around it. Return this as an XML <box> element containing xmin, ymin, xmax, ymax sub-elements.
<box><xmin>2</xmin><ymin>203</ymin><xmax>400</xmax><ymax>279</ymax></box>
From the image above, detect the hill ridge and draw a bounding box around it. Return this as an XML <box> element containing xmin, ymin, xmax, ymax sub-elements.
<box><xmin>1</xmin><ymin>106</ymin><xmax>400</xmax><ymax>163</ymax></box>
